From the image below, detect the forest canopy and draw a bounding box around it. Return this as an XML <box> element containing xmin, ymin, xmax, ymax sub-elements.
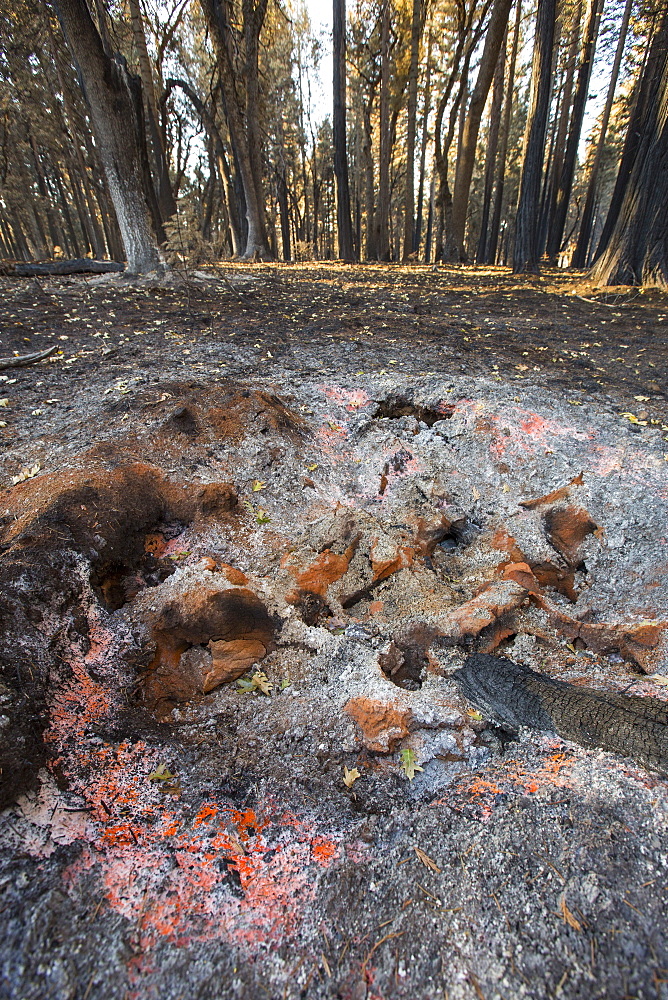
<box><xmin>0</xmin><ymin>0</ymin><xmax>666</xmax><ymax>284</ymax></box>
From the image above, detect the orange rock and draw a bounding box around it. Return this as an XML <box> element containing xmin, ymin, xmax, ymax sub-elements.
<box><xmin>199</xmin><ymin>556</ymin><xmax>218</xmax><ymax>572</ymax></box>
<box><xmin>370</xmin><ymin>545</ymin><xmax>414</xmax><ymax>583</ymax></box>
<box><xmin>500</xmin><ymin>561</ymin><xmax>540</xmax><ymax>592</ymax></box>
<box><xmin>220</xmin><ymin>563</ymin><xmax>249</xmax><ymax>585</ymax></box>
<box><xmin>544</xmin><ymin>505</ymin><xmax>597</xmax><ymax>565</ymax></box>
<box><xmin>196</xmin><ymin>482</ymin><xmax>238</xmax><ymax>517</ymax></box>
<box><xmin>286</xmin><ymin>535</ymin><xmax>360</xmax><ymax>601</ymax></box>
<box><xmin>155</xmin><ymin>586</ymin><xmax>274</xmax><ymax>647</ymax></box>
<box><xmin>489</xmin><ymin>528</ymin><xmax>525</xmax><ymax>563</ymax></box>
<box><xmin>532</xmin><ymin>594</ymin><xmax>668</xmax><ymax>672</ymax></box>
<box><xmin>205</xmin><ymin>638</ymin><xmax>268</xmax><ymax>690</ymax></box>
<box><xmin>344</xmin><ymin>697</ymin><xmax>412</xmax><ymax>752</ymax></box>
<box><xmin>438</xmin><ymin>580</ymin><xmax>527</xmax><ymax>642</ymax></box>
<box><xmin>368</xmin><ymin>600</ymin><xmax>384</xmax><ymax>616</ymax></box>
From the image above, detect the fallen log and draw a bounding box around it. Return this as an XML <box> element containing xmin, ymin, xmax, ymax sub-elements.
<box><xmin>454</xmin><ymin>653</ymin><xmax>668</xmax><ymax>776</ymax></box>
<box><xmin>11</xmin><ymin>259</ymin><xmax>124</xmax><ymax>277</ymax></box>
<box><xmin>0</xmin><ymin>345</ymin><xmax>57</xmax><ymax>370</ymax></box>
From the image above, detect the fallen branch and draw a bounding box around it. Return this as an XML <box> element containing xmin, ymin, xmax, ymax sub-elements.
<box><xmin>0</xmin><ymin>345</ymin><xmax>57</xmax><ymax>370</ymax></box>
<box><xmin>11</xmin><ymin>259</ymin><xmax>124</xmax><ymax>277</ymax></box>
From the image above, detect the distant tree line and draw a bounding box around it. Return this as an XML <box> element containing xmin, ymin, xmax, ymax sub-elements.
<box><xmin>0</xmin><ymin>0</ymin><xmax>666</xmax><ymax>285</ymax></box>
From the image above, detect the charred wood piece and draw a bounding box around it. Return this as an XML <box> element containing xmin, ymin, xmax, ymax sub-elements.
<box><xmin>0</xmin><ymin>346</ymin><xmax>57</xmax><ymax>370</ymax></box>
<box><xmin>11</xmin><ymin>259</ymin><xmax>124</xmax><ymax>276</ymax></box>
<box><xmin>454</xmin><ymin>653</ymin><xmax>668</xmax><ymax>775</ymax></box>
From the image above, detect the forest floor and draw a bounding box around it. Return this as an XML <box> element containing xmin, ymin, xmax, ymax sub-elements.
<box><xmin>1</xmin><ymin>263</ymin><xmax>668</xmax><ymax>1000</ymax></box>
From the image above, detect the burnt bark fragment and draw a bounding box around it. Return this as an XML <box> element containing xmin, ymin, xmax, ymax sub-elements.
<box><xmin>454</xmin><ymin>653</ymin><xmax>668</xmax><ymax>775</ymax></box>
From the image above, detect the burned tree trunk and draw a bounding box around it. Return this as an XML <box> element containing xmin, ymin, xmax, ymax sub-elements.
<box><xmin>401</xmin><ymin>0</ymin><xmax>422</xmax><ymax>261</ymax></box>
<box><xmin>376</xmin><ymin>0</ymin><xmax>391</xmax><ymax>261</ymax></box>
<box><xmin>53</xmin><ymin>0</ymin><xmax>160</xmax><ymax>274</ymax></box>
<box><xmin>590</xmin><ymin>10</ymin><xmax>668</xmax><ymax>288</ymax></box>
<box><xmin>546</xmin><ymin>0</ymin><xmax>603</xmax><ymax>263</ymax></box>
<box><xmin>486</xmin><ymin>0</ymin><xmax>521</xmax><ymax>264</ymax></box>
<box><xmin>333</xmin><ymin>0</ymin><xmax>355</xmax><ymax>261</ymax></box>
<box><xmin>513</xmin><ymin>0</ymin><xmax>556</xmax><ymax>274</ymax></box>
<box><xmin>200</xmin><ymin>0</ymin><xmax>271</xmax><ymax>260</ymax></box>
<box><xmin>449</xmin><ymin>0</ymin><xmax>514</xmax><ymax>261</ymax></box>
<box><xmin>455</xmin><ymin>654</ymin><xmax>668</xmax><ymax>775</ymax></box>
<box><xmin>476</xmin><ymin>26</ymin><xmax>506</xmax><ymax>263</ymax></box>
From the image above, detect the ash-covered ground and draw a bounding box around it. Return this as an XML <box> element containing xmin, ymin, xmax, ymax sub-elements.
<box><xmin>0</xmin><ymin>265</ymin><xmax>667</xmax><ymax>1000</ymax></box>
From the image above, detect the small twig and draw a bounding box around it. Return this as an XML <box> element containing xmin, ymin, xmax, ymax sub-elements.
<box><xmin>0</xmin><ymin>345</ymin><xmax>56</xmax><ymax>370</ymax></box>
<box><xmin>361</xmin><ymin>931</ymin><xmax>404</xmax><ymax>973</ymax></box>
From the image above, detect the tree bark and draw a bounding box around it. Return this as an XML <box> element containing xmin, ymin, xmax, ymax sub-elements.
<box><xmin>164</xmin><ymin>78</ymin><xmax>243</xmax><ymax>256</ymax></box>
<box><xmin>333</xmin><ymin>0</ymin><xmax>354</xmax><ymax>260</ymax></box>
<box><xmin>376</xmin><ymin>0</ymin><xmax>391</xmax><ymax>260</ymax></box>
<box><xmin>541</xmin><ymin>0</ymin><xmax>581</xmax><ymax>254</ymax></box>
<box><xmin>476</xmin><ymin>26</ymin><xmax>506</xmax><ymax>263</ymax></box>
<box><xmin>200</xmin><ymin>0</ymin><xmax>271</xmax><ymax>259</ymax></box>
<box><xmin>402</xmin><ymin>0</ymin><xmax>422</xmax><ymax>261</ymax></box>
<box><xmin>487</xmin><ymin>0</ymin><xmax>521</xmax><ymax>264</ymax></box>
<box><xmin>53</xmin><ymin>0</ymin><xmax>160</xmax><ymax>273</ymax></box>
<box><xmin>571</xmin><ymin>0</ymin><xmax>632</xmax><ymax>267</ymax></box>
<box><xmin>414</xmin><ymin>25</ymin><xmax>433</xmax><ymax>256</ymax></box>
<box><xmin>546</xmin><ymin>0</ymin><xmax>603</xmax><ymax>263</ymax></box>
<box><xmin>128</xmin><ymin>0</ymin><xmax>177</xmax><ymax>225</ymax></box>
<box><xmin>449</xmin><ymin>0</ymin><xmax>513</xmax><ymax>261</ymax></box>
<box><xmin>513</xmin><ymin>0</ymin><xmax>556</xmax><ymax>273</ymax></box>
<box><xmin>589</xmin><ymin>9</ymin><xmax>668</xmax><ymax>288</ymax></box>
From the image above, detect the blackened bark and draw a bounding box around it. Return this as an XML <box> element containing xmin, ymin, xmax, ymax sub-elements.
<box><xmin>376</xmin><ymin>0</ymin><xmax>391</xmax><ymax>261</ymax></box>
<box><xmin>476</xmin><ymin>27</ymin><xmax>506</xmax><ymax>263</ymax></box>
<box><xmin>333</xmin><ymin>0</ymin><xmax>354</xmax><ymax>260</ymax></box>
<box><xmin>200</xmin><ymin>0</ymin><xmax>271</xmax><ymax>259</ymax></box>
<box><xmin>449</xmin><ymin>0</ymin><xmax>513</xmax><ymax>261</ymax></box>
<box><xmin>402</xmin><ymin>0</ymin><xmax>422</xmax><ymax>261</ymax></box>
<box><xmin>546</xmin><ymin>0</ymin><xmax>602</xmax><ymax>263</ymax></box>
<box><xmin>590</xmin><ymin>10</ymin><xmax>668</xmax><ymax>288</ymax></box>
<box><xmin>455</xmin><ymin>654</ymin><xmax>668</xmax><ymax>775</ymax></box>
<box><xmin>414</xmin><ymin>27</ymin><xmax>433</xmax><ymax>256</ymax></box>
<box><xmin>513</xmin><ymin>0</ymin><xmax>556</xmax><ymax>274</ymax></box>
<box><xmin>164</xmin><ymin>78</ymin><xmax>243</xmax><ymax>256</ymax></box>
<box><xmin>53</xmin><ymin>0</ymin><xmax>160</xmax><ymax>273</ymax></box>
<box><xmin>487</xmin><ymin>0</ymin><xmax>521</xmax><ymax>264</ymax></box>
<box><xmin>572</xmin><ymin>0</ymin><xmax>632</xmax><ymax>267</ymax></box>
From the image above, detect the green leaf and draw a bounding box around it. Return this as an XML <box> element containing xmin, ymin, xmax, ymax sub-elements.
<box><xmin>400</xmin><ymin>748</ymin><xmax>424</xmax><ymax>781</ymax></box>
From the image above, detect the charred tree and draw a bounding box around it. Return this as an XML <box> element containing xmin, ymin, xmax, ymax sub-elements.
<box><xmin>546</xmin><ymin>0</ymin><xmax>603</xmax><ymax>263</ymax></box>
<box><xmin>200</xmin><ymin>0</ymin><xmax>271</xmax><ymax>259</ymax></box>
<box><xmin>402</xmin><ymin>0</ymin><xmax>422</xmax><ymax>261</ymax></box>
<box><xmin>376</xmin><ymin>0</ymin><xmax>391</xmax><ymax>260</ymax></box>
<box><xmin>449</xmin><ymin>0</ymin><xmax>513</xmax><ymax>261</ymax></box>
<box><xmin>333</xmin><ymin>0</ymin><xmax>355</xmax><ymax>260</ymax></box>
<box><xmin>513</xmin><ymin>0</ymin><xmax>556</xmax><ymax>273</ymax></box>
<box><xmin>476</xmin><ymin>25</ymin><xmax>506</xmax><ymax>263</ymax></box>
<box><xmin>52</xmin><ymin>0</ymin><xmax>160</xmax><ymax>273</ymax></box>
<box><xmin>486</xmin><ymin>0</ymin><xmax>521</xmax><ymax>264</ymax></box>
<box><xmin>572</xmin><ymin>0</ymin><xmax>633</xmax><ymax>267</ymax></box>
<box><xmin>590</xmin><ymin>8</ymin><xmax>668</xmax><ymax>288</ymax></box>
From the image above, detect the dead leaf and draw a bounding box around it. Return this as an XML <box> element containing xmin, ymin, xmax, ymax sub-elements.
<box><xmin>11</xmin><ymin>462</ymin><xmax>41</xmax><ymax>485</ymax></box>
<box><xmin>0</xmin><ymin>398</ymin><xmax>8</xmax><ymax>407</ymax></box>
<box><xmin>560</xmin><ymin>895</ymin><xmax>582</xmax><ymax>931</ymax></box>
<box><xmin>148</xmin><ymin>763</ymin><xmax>175</xmax><ymax>783</ymax></box>
<box><xmin>472</xmin><ymin>486</ymin><xmax>481</xmax><ymax>500</ymax></box>
<box><xmin>237</xmin><ymin>670</ymin><xmax>272</xmax><ymax>695</ymax></box>
<box><xmin>343</xmin><ymin>766</ymin><xmax>361</xmax><ymax>788</ymax></box>
<box><xmin>414</xmin><ymin>846</ymin><xmax>441</xmax><ymax>873</ymax></box>
<box><xmin>651</xmin><ymin>675</ymin><xmax>668</xmax><ymax>686</ymax></box>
